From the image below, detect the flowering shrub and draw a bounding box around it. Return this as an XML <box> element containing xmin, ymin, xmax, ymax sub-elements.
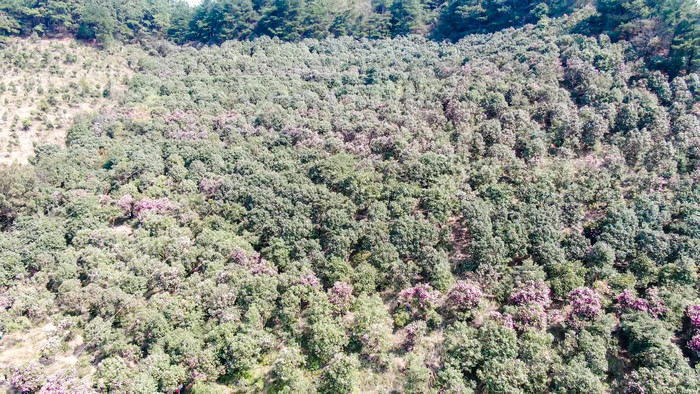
<box><xmin>39</xmin><ymin>336</ymin><xmax>61</xmax><ymax>362</ymax></box>
<box><xmin>10</xmin><ymin>362</ymin><xmax>45</xmax><ymax>392</ymax></box>
<box><xmin>567</xmin><ymin>287</ymin><xmax>602</xmax><ymax>328</ymax></box>
<box><xmin>446</xmin><ymin>281</ymin><xmax>482</xmax><ymax>319</ymax></box>
<box><xmin>199</xmin><ymin>178</ymin><xmax>223</xmax><ymax>196</ymax></box>
<box><xmin>644</xmin><ymin>288</ymin><xmax>667</xmax><ymax>318</ymax></box>
<box><xmin>687</xmin><ymin>304</ymin><xmax>700</xmax><ymax>355</ymax></box>
<box><xmin>398</xmin><ymin>283</ymin><xmax>440</xmax><ymax>315</ymax></box>
<box><xmin>56</xmin><ymin>317</ymin><xmax>74</xmax><ymax>331</ymax></box>
<box><xmin>403</xmin><ymin>320</ymin><xmax>427</xmax><ymax>352</ymax></box>
<box><xmin>513</xmin><ymin>303</ymin><xmax>548</xmax><ymax>331</ymax></box>
<box><xmin>509</xmin><ymin>280</ymin><xmax>551</xmax><ymax>308</ymax></box>
<box><xmin>133</xmin><ymin>197</ymin><xmax>176</xmax><ymax>218</ymax></box>
<box><xmin>98</xmin><ymin>194</ymin><xmax>111</xmax><ymax>205</ymax></box>
<box><xmin>615</xmin><ymin>288</ymin><xmax>666</xmax><ymax>318</ymax></box>
<box><xmin>488</xmin><ymin>311</ymin><xmax>515</xmax><ymax>330</ymax></box>
<box><xmin>229</xmin><ymin>248</ymin><xmax>277</xmax><ymax>276</ymax></box>
<box><xmin>115</xmin><ymin>194</ymin><xmax>133</xmax><ymax>216</ymax></box>
<box><xmin>296</xmin><ymin>272</ymin><xmax>320</xmax><ymax>288</ymax></box>
<box><xmin>0</xmin><ymin>293</ymin><xmax>13</xmax><ymax>310</ymax></box>
<box><xmin>328</xmin><ymin>282</ymin><xmax>353</xmax><ymax>312</ymax></box>
<box><xmin>687</xmin><ymin>335</ymin><xmax>700</xmax><ymax>355</ymax></box>
<box><xmin>687</xmin><ymin>304</ymin><xmax>700</xmax><ymax>329</ymax></box>
<box><xmin>39</xmin><ymin>371</ymin><xmax>92</xmax><ymax>393</ymax></box>
<box><xmin>165</xmin><ymin>110</ymin><xmax>208</xmax><ymax>140</ymax></box>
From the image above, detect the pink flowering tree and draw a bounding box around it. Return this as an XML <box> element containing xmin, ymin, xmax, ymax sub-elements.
<box><xmin>566</xmin><ymin>287</ymin><xmax>603</xmax><ymax>329</ymax></box>
<box><xmin>488</xmin><ymin>311</ymin><xmax>515</xmax><ymax>330</ymax></box>
<box><xmin>397</xmin><ymin>283</ymin><xmax>440</xmax><ymax>321</ymax></box>
<box><xmin>686</xmin><ymin>304</ymin><xmax>700</xmax><ymax>355</ymax></box>
<box><xmin>294</xmin><ymin>272</ymin><xmax>321</xmax><ymax>292</ymax></box>
<box><xmin>133</xmin><ymin>197</ymin><xmax>176</xmax><ymax>218</ymax></box>
<box><xmin>199</xmin><ymin>177</ymin><xmax>223</xmax><ymax>196</ymax></box>
<box><xmin>229</xmin><ymin>248</ymin><xmax>277</xmax><ymax>276</ymax></box>
<box><xmin>615</xmin><ymin>288</ymin><xmax>666</xmax><ymax>318</ymax></box>
<box><xmin>686</xmin><ymin>304</ymin><xmax>700</xmax><ymax>329</ymax></box>
<box><xmin>403</xmin><ymin>320</ymin><xmax>427</xmax><ymax>352</ymax></box>
<box><xmin>328</xmin><ymin>282</ymin><xmax>353</xmax><ymax>313</ymax></box>
<box><xmin>10</xmin><ymin>362</ymin><xmax>46</xmax><ymax>392</ymax></box>
<box><xmin>513</xmin><ymin>303</ymin><xmax>548</xmax><ymax>331</ymax></box>
<box><xmin>507</xmin><ymin>280</ymin><xmax>551</xmax><ymax>331</ymax></box>
<box><xmin>39</xmin><ymin>370</ymin><xmax>92</xmax><ymax>393</ymax></box>
<box><xmin>115</xmin><ymin>194</ymin><xmax>134</xmax><ymax>217</ymax></box>
<box><xmin>445</xmin><ymin>280</ymin><xmax>483</xmax><ymax>320</ymax></box>
<box><xmin>688</xmin><ymin>335</ymin><xmax>700</xmax><ymax>356</ymax></box>
<box><xmin>509</xmin><ymin>280</ymin><xmax>551</xmax><ymax>308</ymax></box>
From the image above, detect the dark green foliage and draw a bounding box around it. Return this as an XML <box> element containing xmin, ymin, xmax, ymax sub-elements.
<box><xmin>1</xmin><ymin>1</ymin><xmax>697</xmax><ymax>75</ymax></box>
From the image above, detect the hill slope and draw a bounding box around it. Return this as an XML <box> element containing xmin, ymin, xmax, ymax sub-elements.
<box><xmin>0</xmin><ymin>17</ymin><xmax>698</xmax><ymax>393</ymax></box>
<box><xmin>0</xmin><ymin>38</ymin><xmax>134</xmax><ymax>164</ymax></box>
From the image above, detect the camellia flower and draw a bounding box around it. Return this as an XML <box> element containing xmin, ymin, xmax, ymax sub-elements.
<box><xmin>403</xmin><ymin>320</ymin><xmax>427</xmax><ymax>351</ymax></box>
<box><xmin>514</xmin><ymin>303</ymin><xmax>548</xmax><ymax>331</ymax></box>
<box><xmin>115</xmin><ymin>194</ymin><xmax>134</xmax><ymax>216</ymax></box>
<box><xmin>488</xmin><ymin>311</ymin><xmax>515</xmax><ymax>330</ymax></box>
<box><xmin>10</xmin><ymin>362</ymin><xmax>45</xmax><ymax>393</ymax></box>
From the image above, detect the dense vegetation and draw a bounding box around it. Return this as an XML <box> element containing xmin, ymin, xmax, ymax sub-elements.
<box><xmin>0</xmin><ymin>4</ymin><xmax>699</xmax><ymax>394</ymax></box>
<box><xmin>1</xmin><ymin>0</ymin><xmax>698</xmax><ymax>75</ymax></box>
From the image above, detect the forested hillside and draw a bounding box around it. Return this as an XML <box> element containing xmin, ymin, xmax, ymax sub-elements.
<box><xmin>1</xmin><ymin>0</ymin><xmax>698</xmax><ymax>75</ymax></box>
<box><xmin>0</xmin><ymin>2</ymin><xmax>699</xmax><ymax>394</ymax></box>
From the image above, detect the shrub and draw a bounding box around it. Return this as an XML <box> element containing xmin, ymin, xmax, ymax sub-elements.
<box><xmin>10</xmin><ymin>362</ymin><xmax>45</xmax><ymax>393</ymax></box>
<box><xmin>567</xmin><ymin>287</ymin><xmax>603</xmax><ymax>328</ymax></box>
<box><xmin>445</xmin><ymin>280</ymin><xmax>482</xmax><ymax>320</ymax></box>
<box><xmin>319</xmin><ymin>354</ymin><xmax>360</xmax><ymax>394</ymax></box>
<box><xmin>328</xmin><ymin>281</ymin><xmax>353</xmax><ymax>313</ymax></box>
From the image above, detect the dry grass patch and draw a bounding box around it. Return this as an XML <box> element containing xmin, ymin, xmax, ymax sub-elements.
<box><xmin>0</xmin><ymin>38</ymin><xmax>135</xmax><ymax>164</ymax></box>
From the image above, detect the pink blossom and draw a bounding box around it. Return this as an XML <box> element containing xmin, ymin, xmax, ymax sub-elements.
<box><xmin>165</xmin><ymin>110</ymin><xmax>208</xmax><ymax>140</ymax></box>
<box><xmin>296</xmin><ymin>273</ymin><xmax>320</xmax><ymax>288</ymax></box>
<box><xmin>645</xmin><ymin>288</ymin><xmax>667</xmax><ymax>318</ymax></box>
<box><xmin>98</xmin><ymin>194</ymin><xmax>112</xmax><ymax>205</ymax></box>
<box><xmin>514</xmin><ymin>303</ymin><xmax>548</xmax><ymax>331</ymax></box>
<box><xmin>403</xmin><ymin>320</ymin><xmax>427</xmax><ymax>351</ymax></box>
<box><xmin>56</xmin><ymin>318</ymin><xmax>73</xmax><ymax>331</ymax></box>
<box><xmin>615</xmin><ymin>288</ymin><xmax>666</xmax><ymax>318</ymax></box>
<box><xmin>488</xmin><ymin>311</ymin><xmax>515</xmax><ymax>330</ymax></box>
<box><xmin>199</xmin><ymin>178</ymin><xmax>223</xmax><ymax>196</ymax></box>
<box><xmin>686</xmin><ymin>304</ymin><xmax>700</xmax><ymax>329</ymax></box>
<box><xmin>616</xmin><ymin>289</ymin><xmax>649</xmax><ymax>313</ymax></box>
<box><xmin>509</xmin><ymin>280</ymin><xmax>551</xmax><ymax>308</ymax></box>
<box><xmin>328</xmin><ymin>282</ymin><xmax>353</xmax><ymax>311</ymax></box>
<box><xmin>229</xmin><ymin>248</ymin><xmax>249</xmax><ymax>265</ymax></box>
<box><xmin>133</xmin><ymin>197</ymin><xmax>175</xmax><ymax>218</ymax></box>
<box><xmin>399</xmin><ymin>283</ymin><xmax>440</xmax><ymax>311</ymax></box>
<box><xmin>10</xmin><ymin>362</ymin><xmax>45</xmax><ymax>392</ymax></box>
<box><xmin>116</xmin><ymin>194</ymin><xmax>134</xmax><ymax>216</ymax></box>
<box><xmin>687</xmin><ymin>335</ymin><xmax>700</xmax><ymax>355</ymax></box>
<box><xmin>229</xmin><ymin>248</ymin><xmax>277</xmax><ymax>276</ymax></box>
<box><xmin>567</xmin><ymin>287</ymin><xmax>602</xmax><ymax>327</ymax></box>
<box><xmin>39</xmin><ymin>371</ymin><xmax>91</xmax><ymax>393</ymax></box>
<box><xmin>0</xmin><ymin>294</ymin><xmax>13</xmax><ymax>309</ymax></box>
<box><xmin>446</xmin><ymin>280</ymin><xmax>482</xmax><ymax>311</ymax></box>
